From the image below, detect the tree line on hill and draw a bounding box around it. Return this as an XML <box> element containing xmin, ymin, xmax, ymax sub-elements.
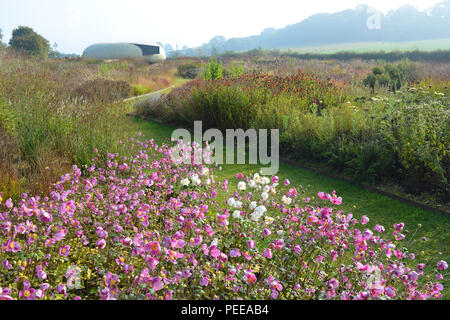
<box><xmin>175</xmin><ymin>1</ymin><xmax>450</xmax><ymax>57</ymax></box>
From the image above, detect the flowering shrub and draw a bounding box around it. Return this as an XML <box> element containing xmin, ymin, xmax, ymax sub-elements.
<box><xmin>0</xmin><ymin>134</ymin><xmax>446</xmax><ymax>300</ymax></box>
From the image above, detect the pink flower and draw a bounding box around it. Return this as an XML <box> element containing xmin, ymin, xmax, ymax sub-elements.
<box><xmin>200</xmin><ymin>276</ymin><xmax>210</xmax><ymax>287</ymax></box>
<box><xmin>262</xmin><ymin>248</ymin><xmax>273</xmax><ymax>259</ymax></box>
<box><xmin>59</xmin><ymin>245</ymin><xmax>70</xmax><ymax>257</ymax></box>
<box><xmin>55</xmin><ymin>229</ymin><xmax>66</xmax><ymax>241</ymax></box>
<box><xmin>317</xmin><ymin>192</ymin><xmax>327</xmax><ymax>200</ymax></box>
<box><xmin>5</xmin><ymin>198</ymin><xmax>13</xmax><ymax>209</ymax></box>
<box><xmin>210</xmin><ymin>247</ymin><xmax>221</xmax><ymax>258</ymax></box>
<box><xmin>152</xmin><ymin>277</ymin><xmax>164</xmax><ymax>291</ymax></box>
<box><xmin>437</xmin><ymin>260</ymin><xmax>448</xmax><ymax>271</ymax></box>
<box><xmin>245</xmin><ymin>272</ymin><xmax>257</xmax><ymax>285</ymax></box>
<box><xmin>370</xmin><ymin>282</ymin><xmax>384</xmax><ymax>297</ymax></box>
<box><xmin>293</xmin><ymin>245</ymin><xmax>302</xmax><ymax>254</ymax></box>
<box><xmin>385</xmin><ymin>286</ymin><xmax>396</xmax><ymax>298</ymax></box>
<box><xmin>145</xmin><ymin>241</ymin><xmax>160</xmax><ymax>255</ymax></box>
<box><xmin>229</xmin><ymin>249</ymin><xmax>241</xmax><ymax>258</ymax></box>
<box><xmin>327</xmin><ymin>278</ymin><xmax>339</xmax><ymax>290</ymax></box>
<box><xmin>361</xmin><ymin>216</ymin><xmax>369</xmax><ymax>225</ymax></box>
<box><xmin>105</xmin><ymin>272</ymin><xmax>118</xmax><ymax>286</ymax></box>
<box><xmin>363</xmin><ymin>229</ymin><xmax>373</xmax><ymax>240</ymax></box>
<box><xmin>408</xmin><ymin>271</ymin><xmax>419</xmax><ymax>282</ymax></box>
<box><xmin>331</xmin><ymin>196</ymin><xmax>342</xmax><ymax>205</ymax></box>
<box><xmin>5</xmin><ymin>240</ymin><xmax>21</xmax><ymax>253</ymax></box>
<box><xmin>57</xmin><ymin>284</ymin><xmax>67</xmax><ymax>295</ymax></box>
<box><xmin>96</xmin><ymin>239</ymin><xmax>106</xmax><ymax>250</ymax></box>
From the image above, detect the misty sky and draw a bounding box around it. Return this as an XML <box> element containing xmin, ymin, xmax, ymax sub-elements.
<box><xmin>0</xmin><ymin>0</ymin><xmax>443</xmax><ymax>54</ymax></box>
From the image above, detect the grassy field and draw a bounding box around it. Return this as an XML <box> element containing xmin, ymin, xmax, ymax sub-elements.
<box><xmin>125</xmin><ymin>114</ymin><xmax>450</xmax><ymax>297</ymax></box>
<box><xmin>284</xmin><ymin>38</ymin><xmax>450</xmax><ymax>53</ymax></box>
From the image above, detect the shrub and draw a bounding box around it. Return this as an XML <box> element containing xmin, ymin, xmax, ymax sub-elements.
<box><xmin>363</xmin><ymin>60</ymin><xmax>419</xmax><ymax>93</ymax></box>
<box><xmin>177</xmin><ymin>63</ymin><xmax>201</xmax><ymax>79</ymax></box>
<box><xmin>203</xmin><ymin>58</ymin><xmax>223</xmax><ymax>80</ymax></box>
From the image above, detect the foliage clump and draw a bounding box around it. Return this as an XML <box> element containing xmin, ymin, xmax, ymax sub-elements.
<box><xmin>8</xmin><ymin>26</ymin><xmax>50</xmax><ymax>58</ymax></box>
<box><xmin>363</xmin><ymin>60</ymin><xmax>418</xmax><ymax>93</ymax></box>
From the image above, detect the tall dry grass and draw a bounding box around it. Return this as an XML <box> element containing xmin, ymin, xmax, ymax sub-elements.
<box><xmin>0</xmin><ymin>52</ymin><xmax>159</xmax><ymax>199</ymax></box>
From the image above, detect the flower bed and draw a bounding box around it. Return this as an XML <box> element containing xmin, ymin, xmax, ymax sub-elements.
<box><xmin>0</xmin><ymin>134</ymin><xmax>446</xmax><ymax>300</ymax></box>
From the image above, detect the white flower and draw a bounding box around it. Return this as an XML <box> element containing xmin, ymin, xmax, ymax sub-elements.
<box><xmin>234</xmin><ymin>201</ymin><xmax>242</xmax><ymax>209</ymax></box>
<box><xmin>250</xmin><ymin>211</ymin><xmax>262</xmax><ymax>221</ymax></box>
<box><xmin>201</xmin><ymin>167</ymin><xmax>209</xmax><ymax>176</ymax></box>
<box><xmin>190</xmin><ymin>173</ymin><xmax>199</xmax><ymax>182</ymax></box>
<box><xmin>193</xmin><ymin>178</ymin><xmax>201</xmax><ymax>186</ymax></box>
<box><xmin>254</xmin><ymin>205</ymin><xmax>267</xmax><ymax>215</ymax></box>
<box><xmin>263</xmin><ymin>185</ymin><xmax>270</xmax><ymax>193</ymax></box>
<box><xmin>237</xmin><ymin>181</ymin><xmax>246</xmax><ymax>191</ymax></box>
<box><xmin>265</xmin><ymin>216</ymin><xmax>274</xmax><ymax>225</ymax></box>
<box><xmin>205</xmin><ymin>179</ymin><xmax>211</xmax><ymax>185</ymax></box>
<box><xmin>181</xmin><ymin>178</ymin><xmax>190</xmax><ymax>186</ymax></box>
<box><xmin>227</xmin><ymin>197</ymin><xmax>236</xmax><ymax>207</ymax></box>
<box><xmin>253</xmin><ymin>173</ymin><xmax>261</xmax><ymax>183</ymax></box>
<box><xmin>232</xmin><ymin>210</ymin><xmax>241</xmax><ymax>219</ymax></box>
<box><xmin>277</xmin><ymin>230</ymin><xmax>284</xmax><ymax>236</ymax></box>
<box><xmin>261</xmin><ymin>177</ymin><xmax>270</xmax><ymax>185</ymax></box>
<box><xmin>248</xmin><ymin>180</ymin><xmax>256</xmax><ymax>188</ymax></box>
<box><xmin>261</xmin><ymin>192</ymin><xmax>269</xmax><ymax>201</ymax></box>
<box><xmin>249</xmin><ymin>201</ymin><xmax>257</xmax><ymax>210</ymax></box>
<box><xmin>282</xmin><ymin>195</ymin><xmax>292</xmax><ymax>205</ymax></box>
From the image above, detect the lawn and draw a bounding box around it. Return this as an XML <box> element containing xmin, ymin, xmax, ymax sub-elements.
<box><xmin>125</xmin><ymin>115</ymin><xmax>450</xmax><ymax>297</ymax></box>
<box><xmin>285</xmin><ymin>38</ymin><xmax>450</xmax><ymax>53</ymax></box>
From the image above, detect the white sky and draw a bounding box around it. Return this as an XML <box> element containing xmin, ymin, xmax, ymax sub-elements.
<box><xmin>0</xmin><ymin>0</ymin><xmax>443</xmax><ymax>54</ymax></box>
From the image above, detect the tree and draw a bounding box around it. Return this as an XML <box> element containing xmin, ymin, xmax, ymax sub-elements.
<box><xmin>9</xmin><ymin>26</ymin><xmax>50</xmax><ymax>58</ymax></box>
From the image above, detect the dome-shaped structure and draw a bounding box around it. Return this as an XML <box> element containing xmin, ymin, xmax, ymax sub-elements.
<box><xmin>82</xmin><ymin>43</ymin><xmax>166</xmax><ymax>63</ymax></box>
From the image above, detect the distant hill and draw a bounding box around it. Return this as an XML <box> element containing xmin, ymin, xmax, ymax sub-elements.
<box><xmin>176</xmin><ymin>1</ymin><xmax>450</xmax><ymax>56</ymax></box>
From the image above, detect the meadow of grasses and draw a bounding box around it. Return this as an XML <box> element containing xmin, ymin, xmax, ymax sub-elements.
<box><xmin>0</xmin><ymin>50</ymin><xmax>174</xmax><ymax>199</ymax></box>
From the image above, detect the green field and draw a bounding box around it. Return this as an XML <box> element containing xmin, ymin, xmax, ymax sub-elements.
<box><xmin>284</xmin><ymin>38</ymin><xmax>450</xmax><ymax>53</ymax></box>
